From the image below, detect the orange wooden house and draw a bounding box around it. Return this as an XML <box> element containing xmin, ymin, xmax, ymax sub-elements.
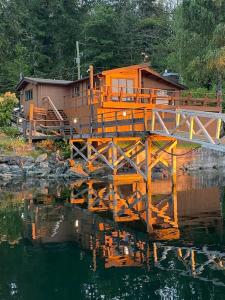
<box><xmin>16</xmin><ymin>64</ymin><xmax>221</xmax><ymax>138</ymax></box>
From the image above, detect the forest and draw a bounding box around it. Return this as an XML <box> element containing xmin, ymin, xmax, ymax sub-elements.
<box><xmin>0</xmin><ymin>0</ymin><xmax>225</xmax><ymax>93</ymax></box>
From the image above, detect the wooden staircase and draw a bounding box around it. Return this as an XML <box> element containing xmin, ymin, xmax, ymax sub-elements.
<box><xmin>33</xmin><ymin>106</ymin><xmax>74</xmax><ymax>138</ymax></box>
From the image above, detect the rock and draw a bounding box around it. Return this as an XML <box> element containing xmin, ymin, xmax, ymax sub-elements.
<box><xmin>36</xmin><ymin>153</ymin><xmax>48</xmax><ymax>164</ymax></box>
<box><xmin>9</xmin><ymin>165</ymin><xmax>23</xmax><ymax>176</ymax></box>
<box><xmin>0</xmin><ymin>173</ymin><xmax>13</xmax><ymax>180</ymax></box>
<box><xmin>55</xmin><ymin>165</ymin><xmax>67</xmax><ymax>175</ymax></box>
<box><xmin>39</xmin><ymin>161</ymin><xmax>49</xmax><ymax>169</ymax></box>
<box><xmin>0</xmin><ymin>164</ymin><xmax>10</xmax><ymax>172</ymax></box>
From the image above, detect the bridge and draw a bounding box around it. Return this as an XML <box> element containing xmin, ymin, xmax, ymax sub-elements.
<box><xmin>67</xmin><ymin>106</ymin><xmax>225</xmax><ymax>184</ymax></box>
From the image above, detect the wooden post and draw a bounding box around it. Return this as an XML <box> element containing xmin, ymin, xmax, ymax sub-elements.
<box><xmin>171</xmin><ymin>142</ymin><xmax>178</xmax><ymax>228</ymax></box>
<box><xmin>189</xmin><ymin>116</ymin><xmax>194</xmax><ymax>140</ymax></box>
<box><xmin>115</xmin><ymin>111</ymin><xmax>118</xmax><ymax>135</ymax></box>
<box><xmin>28</xmin><ymin>103</ymin><xmax>34</xmax><ymax>144</ymax></box>
<box><xmin>216</xmin><ymin>118</ymin><xmax>222</xmax><ymax>140</ymax></box>
<box><xmin>87</xmin><ymin>139</ymin><xmax>92</xmax><ymax>172</ymax></box>
<box><xmin>89</xmin><ymin>65</ymin><xmax>94</xmax><ymax>136</ymax></box>
<box><xmin>144</xmin><ymin>108</ymin><xmax>147</xmax><ymax>132</ymax></box>
<box><xmin>70</xmin><ymin>141</ymin><xmax>73</xmax><ymax>160</ymax></box>
<box><xmin>101</xmin><ymin>113</ymin><xmax>104</xmax><ymax>137</ymax></box>
<box><xmin>131</xmin><ymin>109</ymin><xmax>134</xmax><ymax>133</ymax></box>
<box><xmin>112</xmin><ymin>138</ymin><xmax>117</xmax><ymax>177</ymax></box>
<box><xmin>171</xmin><ymin>142</ymin><xmax>177</xmax><ymax>187</ymax></box>
<box><xmin>22</xmin><ymin>119</ymin><xmax>27</xmax><ymax>139</ymax></box>
<box><xmin>145</xmin><ymin>137</ymin><xmax>153</xmax><ymax>233</ymax></box>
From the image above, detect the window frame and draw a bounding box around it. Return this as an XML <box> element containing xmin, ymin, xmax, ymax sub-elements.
<box><xmin>111</xmin><ymin>78</ymin><xmax>134</xmax><ymax>102</ymax></box>
<box><xmin>25</xmin><ymin>89</ymin><xmax>33</xmax><ymax>101</ymax></box>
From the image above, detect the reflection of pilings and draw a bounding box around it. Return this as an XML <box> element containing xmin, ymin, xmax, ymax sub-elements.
<box><xmin>70</xmin><ymin>176</ymin><xmax>179</xmax><ymax>235</ymax></box>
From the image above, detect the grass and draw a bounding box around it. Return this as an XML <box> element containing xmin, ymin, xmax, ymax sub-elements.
<box><xmin>118</xmin><ymin>140</ymin><xmax>200</xmax><ymax>150</ymax></box>
<box><xmin>0</xmin><ymin>134</ymin><xmax>42</xmax><ymax>157</ymax></box>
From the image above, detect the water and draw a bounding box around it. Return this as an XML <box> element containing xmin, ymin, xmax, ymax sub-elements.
<box><xmin>0</xmin><ymin>172</ymin><xmax>225</xmax><ymax>300</ymax></box>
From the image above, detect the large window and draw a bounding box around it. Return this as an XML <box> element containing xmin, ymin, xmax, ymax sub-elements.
<box><xmin>25</xmin><ymin>89</ymin><xmax>33</xmax><ymax>101</ymax></box>
<box><xmin>111</xmin><ymin>78</ymin><xmax>134</xmax><ymax>101</ymax></box>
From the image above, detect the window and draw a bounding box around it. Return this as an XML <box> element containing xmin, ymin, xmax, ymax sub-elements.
<box><xmin>72</xmin><ymin>84</ymin><xmax>80</xmax><ymax>97</ymax></box>
<box><xmin>111</xmin><ymin>78</ymin><xmax>134</xmax><ymax>101</ymax></box>
<box><xmin>25</xmin><ymin>89</ymin><xmax>33</xmax><ymax>101</ymax></box>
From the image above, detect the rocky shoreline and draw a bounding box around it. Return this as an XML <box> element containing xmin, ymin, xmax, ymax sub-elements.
<box><xmin>1</xmin><ymin>148</ymin><xmax>225</xmax><ymax>185</ymax></box>
<box><xmin>0</xmin><ymin>153</ymin><xmax>87</xmax><ymax>183</ymax></box>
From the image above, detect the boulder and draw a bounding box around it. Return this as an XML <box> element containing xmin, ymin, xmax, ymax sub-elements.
<box><xmin>36</xmin><ymin>153</ymin><xmax>48</xmax><ymax>164</ymax></box>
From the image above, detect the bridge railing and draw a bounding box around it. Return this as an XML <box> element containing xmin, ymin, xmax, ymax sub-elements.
<box><xmin>151</xmin><ymin>108</ymin><xmax>225</xmax><ymax>150</ymax></box>
<box><xmin>72</xmin><ymin>107</ymin><xmax>225</xmax><ymax>152</ymax></box>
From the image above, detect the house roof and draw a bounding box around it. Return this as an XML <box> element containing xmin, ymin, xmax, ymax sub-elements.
<box><xmin>16</xmin><ymin>65</ymin><xmax>186</xmax><ymax>91</ymax></box>
<box><xmin>16</xmin><ymin>77</ymin><xmax>73</xmax><ymax>91</ymax></box>
<box><xmin>102</xmin><ymin>64</ymin><xmax>186</xmax><ymax>90</ymax></box>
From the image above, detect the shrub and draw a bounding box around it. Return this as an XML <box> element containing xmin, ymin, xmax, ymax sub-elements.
<box><xmin>0</xmin><ymin>136</ymin><xmax>26</xmax><ymax>153</ymax></box>
<box><xmin>0</xmin><ymin>92</ymin><xmax>19</xmax><ymax>127</ymax></box>
<box><xmin>54</xmin><ymin>140</ymin><xmax>71</xmax><ymax>159</ymax></box>
<box><xmin>0</xmin><ymin>126</ymin><xmax>20</xmax><ymax>138</ymax></box>
<box><xmin>36</xmin><ymin>139</ymin><xmax>71</xmax><ymax>159</ymax></box>
<box><xmin>36</xmin><ymin>140</ymin><xmax>55</xmax><ymax>152</ymax></box>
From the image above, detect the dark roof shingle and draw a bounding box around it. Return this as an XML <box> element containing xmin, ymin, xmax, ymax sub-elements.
<box><xmin>16</xmin><ymin>77</ymin><xmax>73</xmax><ymax>90</ymax></box>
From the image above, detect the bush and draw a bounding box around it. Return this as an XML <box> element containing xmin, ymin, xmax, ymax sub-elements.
<box><xmin>36</xmin><ymin>139</ymin><xmax>71</xmax><ymax>159</ymax></box>
<box><xmin>0</xmin><ymin>136</ymin><xmax>26</xmax><ymax>153</ymax></box>
<box><xmin>0</xmin><ymin>126</ymin><xmax>20</xmax><ymax>138</ymax></box>
<box><xmin>54</xmin><ymin>140</ymin><xmax>71</xmax><ymax>159</ymax></box>
<box><xmin>0</xmin><ymin>92</ymin><xmax>19</xmax><ymax>127</ymax></box>
<box><xmin>36</xmin><ymin>140</ymin><xmax>55</xmax><ymax>152</ymax></box>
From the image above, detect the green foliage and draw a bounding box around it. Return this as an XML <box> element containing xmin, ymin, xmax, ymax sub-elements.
<box><xmin>0</xmin><ymin>193</ymin><xmax>23</xmax><ymax>244</ymax></box>
<box><xmin>0</xmin><ymin>92</ymin><xmax>18</xmax><ymax>126</ymax></box>
<box><xmin>54</xmin><ymin>140</ymin><xmax>71</xmax><ymax>159</ymax></box>
<box><xmin>36</xmin><ymin>139</ymin><xmax>71</xmax><ymax>159</ymax></box>
<box><xmin>168</xmin><ymin>0</ymin><xmax>225</xmax><ymax>89</ymax></box>
<box><xmin>2</xmin><ymin>0</ymin><xmax>224</xmax><ymax>90</ymax></box>
<box><xmin>0</xmin><ymin>126</ymin><xmax>20</xmax><ymax>138</ymax></box>
<box><xmin>0</xmin><ymin>136</ymin><xmax>26</xmax><ymax>153</ymax></box>
<box><xmin>0</xmin><ymin>0</ymin><xmax>172</xmax><ymax>90</ymax></box>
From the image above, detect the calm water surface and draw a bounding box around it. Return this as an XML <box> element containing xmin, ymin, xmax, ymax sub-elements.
<box><xmin>0</xmin><ymin>172</ymin><xmax>225</xmax><ymax>300</ymax></box>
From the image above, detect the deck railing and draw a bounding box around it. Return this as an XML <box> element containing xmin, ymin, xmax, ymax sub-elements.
<box><xmin>63</xmin><ymin>87</ymin><xmax>222</xmax><ymax>109</ymax></box>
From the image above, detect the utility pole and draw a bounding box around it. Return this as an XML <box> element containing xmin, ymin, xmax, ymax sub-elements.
<box><xmin>76</xmin><ymin>41</ymin><xmax>81</xmax><ymax>80</ymax></box>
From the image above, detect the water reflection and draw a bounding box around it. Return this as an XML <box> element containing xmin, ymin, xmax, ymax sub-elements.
<box><xmin>0</xmin><ymin>173</ymin><xmax>224</xmax><ymax>299</ymax></box>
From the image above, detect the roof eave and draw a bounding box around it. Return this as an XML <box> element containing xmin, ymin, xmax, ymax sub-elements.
<box><xmin>16</xmin><ymin>78</ymin><xmax>37</xmax><ymax>91</ymax></box>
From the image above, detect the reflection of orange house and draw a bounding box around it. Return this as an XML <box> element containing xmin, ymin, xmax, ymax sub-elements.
<box><xmin>16</xmin><ymin>65</ymin><xmax>186</xmax><ymax>126</ymax></box>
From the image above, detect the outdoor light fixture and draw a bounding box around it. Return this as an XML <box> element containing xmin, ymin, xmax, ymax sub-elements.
<box><xmin>75</xmin><ymin>220</ymin><xmax>79</xmax><ymax>228</ymax></box>
<box><xmin>18</xmin><ymin>117</ymin><xmax>23</xmax><ymax>123</ymax></box>
<box><xmin>73</xmin><ymin>118</ymin><xmax>78</xmax><ymax>124</ymax></box>
<box><xmin>122</xmin><ymin>110</ymin><xmax>127</xmax><ymax>117</ymax></box>
<box><xmin>124</xmin><ymin>246</ymin><xmax>129</xmax><ymax>255</ymax></box>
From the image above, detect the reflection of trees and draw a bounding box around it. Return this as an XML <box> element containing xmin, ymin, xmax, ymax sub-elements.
<box><xmin>0</xmin><ymin>193</ymin><xmax>23</xmax><ymax>244</ymax></box>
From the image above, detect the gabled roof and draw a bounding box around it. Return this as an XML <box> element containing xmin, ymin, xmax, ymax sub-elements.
<box><xmin>102</xmin><ymin>64</ymin><xmax>187</xmax><ymax>90</ymax></box>
<box><xmin>16</xmin><ymin>77</ymin><xmax>73</xmax><ymax>91</ymax></box>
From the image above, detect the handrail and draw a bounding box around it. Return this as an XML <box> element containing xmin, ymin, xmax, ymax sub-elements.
<box><xmin>42</xmin><ymin>96</ymin><xmax>64</xmax><ymax>121</ymax></box>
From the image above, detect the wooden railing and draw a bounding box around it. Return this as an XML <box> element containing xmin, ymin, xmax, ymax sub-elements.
<box><xmin>64</xmin><ymin>87</ymin><xmax>222</xmax><ymax>109</ymax></box>
<box><xmin>42</xmin><ymin>96</ymin><xmax>64</xmax><ymax>121</ymax></box>
<box><xmin>26</xmin><ymin>119</ymin><xmax>74</xmax><ymax>140</ymax></box>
